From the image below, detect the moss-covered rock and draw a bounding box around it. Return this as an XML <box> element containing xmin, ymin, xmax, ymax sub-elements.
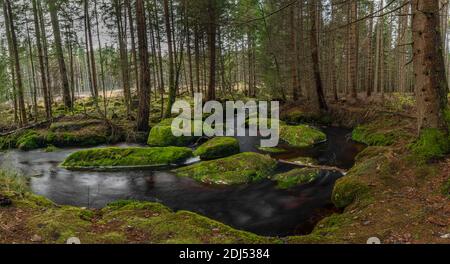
<box><xmin>280</xmin><ymin>125</ymin><xmax>326</xmax><ymax>148</ymax></box>
<box><xmin>16</xmin><ymin>131</ymin><xmax>46</xmax><ymax>151</ymax></box>
<box><xmin>351</xmin><ymin>115</ymin><xmax>412</xmax><ymax>146</ymax></box>
<box><xmin>61</xmin><ymin>147</ymin><xmax>193</xmax><ymax>169</ymax></box>
<box><xmin>282</xmin><ymin>109</ymin><xmax>332</xmax><ymax>125</ymax></box>
<box><xmin>174</xmin><ymin>152</ymin><xmax>277</xmax><ymax>185</ymax></box>
<box><xmin>45</xmin><ymin>123</ymin><xmax>111</xmax><ymax>148</ymax></box>
<box><xmin>147</xmin><ymin>119</ymin><xmax>197</xmax><ymax>147</ymax></box>
<box><xmin>272</xmin><ymin>168</ymin><xmax>320</xmax><ymax>189</ymax></box>
<box><xmin>332</xmin><ymin>176</ymin><xmax>370</xmax><ymax>209</ymax></box>
<box><xmin>194</xmin><ymin>137</ymin><xmax>240</xmax><ymax>160</ymax></box>
<box><xmin>409</xmin><ymin>128</ymin><xmax>449</xmax><ymax>162</ymax></box>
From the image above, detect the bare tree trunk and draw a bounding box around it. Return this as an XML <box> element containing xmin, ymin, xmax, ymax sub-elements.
<box><xmin>348</xmin><ymin>0</ymin><xmax>359</xmax><ymax>99</ymax></box>
<box><xmin>3</xmin><ymin>0</ymin><xmax>27</xmax><ymax>125</ymax></box>
<box><xmin>308</xmin><ymin>0</ymin><xmax>328</xmax><ymax>111</ymax></box>
<box><xmin>126</xmin><ymin>0</ymin><xmax>140</xmax><ymax>95</ymax></box>
<box><xmin>290</xmin><ymin>5</ymin><xmax>299</xmax><ymax>101</ymax></box>
<box><xmin>163</xmin><ymin>0</ymin><xmax>176</xmax><ymax>117</ymax></box>
<box><xmin>136</xmin><ymin>0</ymin><xmax>150</xmax><ymax>132</ymax></box>
<box><xmin>48</xmin><ymin>0</ymin><xmax>72</xmax><ymax>109</ymax></box>
<box><xmin>412</xmin><ymin>0</ymin><xmax>449</xmax><ymax>132</ymax></box>
<box><xmin>32</xmin><ymin>0</ymin><xmax>51</xmax><ymax>119</ymax></box>
<box><xmin>206</xmin><ymin>0</ymin><xmax>217</xmax><ymax>101</ymax></box>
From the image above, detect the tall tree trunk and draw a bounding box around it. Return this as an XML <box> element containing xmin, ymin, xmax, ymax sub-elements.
<box><xmin>163</xmin><ymin>0</ymin><xmax>176</xmax><ymax>117</ymax></box>
<box><xmin>115</xmin><ymin>0</ymin><xmax>131</xmax><ymax>117</ymax></box>
<box><xmin>206</xmin><ymin>0</ymin><xmax>217</xmax><ymax>101</ymax></box>
<box><xmin>136</xmin><ymin>0</ymin><xmax>150</xmax><ymax>132</ymax></box>
<box><xmin>32</xmin><ymin>0</ymin><xmax>51</xmax><ymax>119</ymax></box>
<box><xmin>3</xmin><ymin>0</ymin><xmax>27</xmax><ymax>125</ymax></box>
<box><xmin>309</xmin><ymin>0</ymin><xmax>328</xmax><ymax>111</ymax></box>
<box><xmin>412</xmin><ymin>0</ymin><xmax>449</xmax><ymax>132</ymax></box>
<box><xmin>348</xmin><ymin>0</ymin><xmax>359</xmax><ymax>99</ymax></box>
<box><xmin>126</xmin><ymin>0</ymin><xmax>140</xmax><ymax>95</ymax></box>
<box><xmin>366</xmin><ymin>2</ymin><xmax>374</xmax><ymax>98</ymax></box>
<box><xmin>85</xmin><ymin>0</ymin><xmax>98</xmax><ymax>99</ymax></box>
<box><xmin>48</xmin><ymin>0</ymin><xmax>72</xmax><ymax>109</ymax></box>
<box><xmin>290</xmin><ymin>5</ymin><xmax>299</xmax><ymax>101</ymax></box>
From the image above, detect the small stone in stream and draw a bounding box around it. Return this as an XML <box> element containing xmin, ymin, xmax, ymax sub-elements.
<box><xmin>0</xmin><ymin>196</ymin><xmax>12</xmax><ymax>207</ymax></box>
<box><xmin>31</xmin><ymin>234</ymin><xmax>43</xmax><ymax>242</ymax></box>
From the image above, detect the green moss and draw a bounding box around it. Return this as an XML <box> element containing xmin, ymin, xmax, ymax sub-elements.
<box><xmin>44</xmin><ymin>145</ymin><xmax>59</xmax><ymax>152</ymax></box>
<box><xmin>61</xmin><ymin>147</ymin><xmax>193</xmax><ymax>169</ymax></box>
<box><xmin>100</xmin><ymin>200</ymin><xmax>275</xmax><ymax>244</ymax></box>
<box><xmin>272</xmin><ymin>168</ymin><xmax>320</xmax><ymax>189</ymax></box>
<box><xmin>174</xmin><ymin>152</ymin><xmax>277</xmax><ymax>185</ymax></box>
<box><xmin>351</xmin><ymin>116</ymin><xmax>412</xmax><ymax>146</ymax></box>
<box><xmin>0</xmin><ymin>170</ymin><xmax>29</xmax><ymax>196</ymax></box>
<box><xmin>50</xmin><ymin>120</ymin><xmax>103</xmax><ymax>132</ymax></box>
<box><xmin>409</xmin><ymin>128</ymin><xmax>449</xmax><ymax>162</ymax></box>
<box><xmin>27</xmin><ymin>206</ymin><xmax>93</xmax><ymax>243</ymax></box>
<box><xmin>45</xmin><ymin>125</ymin><xmax>110</xmax><ymax>148</ymax></box>
<box><xmin>194</xmin><ymin>137</ymin><xmax>240</xmax><ymax>160</ymax></box>
<box><xmin>282</xmin><ymin>110</ymin><xmax>332</xmax><ymax>125</ymax></box>
<box><xmin>147</xmin><ymin>119</ymin><xmax>197</xmax><ymax>147</ymax></box>
<box><xmin>332</xmin><ymin>176</ymin><xmax>370</xmax><ymax>209</ymax></box>
<box><xmin>16</xmin><ymin>131</ymin><xmax>46</xmax><ymax>150</ymax></box>
<box><xmin>280</xmin><ymin>125</ymin><xmax>326</xmax><ymax>148</ymax></box>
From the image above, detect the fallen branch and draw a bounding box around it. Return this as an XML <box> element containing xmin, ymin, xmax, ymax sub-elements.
<box><xmin>278</xmin><ymin>159</ymin><xmax>347</xmax><ymax>174</ymax></box>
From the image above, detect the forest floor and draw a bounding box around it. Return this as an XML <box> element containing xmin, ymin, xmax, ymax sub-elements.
<box><xmin>0</xmin><ymin>94</ymin><xmax>449</xmax><ymax>244</ymax></box>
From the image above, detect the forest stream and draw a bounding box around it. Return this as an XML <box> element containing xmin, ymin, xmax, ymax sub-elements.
<box><xmin>0</xmin><ymin>126</ymin><xmax>365</xmax><ymax>237</ymax></box>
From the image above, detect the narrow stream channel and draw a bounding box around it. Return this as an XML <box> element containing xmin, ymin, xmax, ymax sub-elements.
<box><xmin>0</xmin><ymin>126</ymin><xmax>365</xmax><ymax>237</ymax></box>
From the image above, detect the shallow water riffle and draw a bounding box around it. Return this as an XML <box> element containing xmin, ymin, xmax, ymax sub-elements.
<box><xmin>0</xmin><ymin>127</ymin><xmax>365</xmax><ymax>237</ymax></box>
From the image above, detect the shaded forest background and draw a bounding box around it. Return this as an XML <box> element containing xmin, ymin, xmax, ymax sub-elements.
<box><xmin>0</xmin><ymin>0</ymin><xmax>449</xmax><ymax>136</ymax></box>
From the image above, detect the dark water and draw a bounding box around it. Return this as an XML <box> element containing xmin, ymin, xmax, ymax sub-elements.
<box><xmin>0</xmin><ymin>127</ymin><xmax>365</xmax><ymax>237</ymax></box>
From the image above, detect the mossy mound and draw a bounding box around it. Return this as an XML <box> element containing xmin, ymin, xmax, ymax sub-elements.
<box><xmin>194</xmin><ymin>137</ymin><xmax>240</xmax><ymax>160</ymax></box>
<box><xmin>50</xmin><ymin>120</ymin><xmax>104</xmax><ymax>132</ymax></box>
<box><xmin>280</xmin><ymin>125</ymin><xmax>326</xmax><ymax>148</ymax></box>
<box><xmin>409</xmin><ymin>128</ymin><xmax>449</xmax><ymax>162</ymax></box>
<box><xmin>15</xmin><ymin>131</ymin><xmax>47</xmax><ymax>151</ymax></box>
<box><xmin>351</xmin><ymin>115</ymin><xmax>412</xmax><ymax>146</ymax></box>
<box><xmin>282</xmin><ymin>109</ymin><xmax>332</xmax><ymax>125</ymax></box>
<box><xmin>0</xmin><ymin>120</ymin><xmax>115</xmax><ymax>151</ymax></box>
<box><xmin>332</xmin><ymin>177</ymin><xmax>370</xmax><ymax>209</ymax></box>
<box><xmin>61</xmin><ymin>147</ymin><xmax>193</xmax><ymax>169</ymax></box>
<box><xmin>174</xmin><ymin>152</ymin><xmax>277</xmax><ymax>185</ymax></box>
<box><xmin>0</xmin><ymin>130</ymin><xmax>46</xmax><ymax>151</ymax></box>
<box><xmin>272</xmin><ymin>168</ymin><xmax>320</xmax><ymax>189</ymax></box>
<box><xmin>147</xmin><ymin>119</ymin><xmax>198</xmax><ymax>147</ymax></box>
<box><xmin>45</xmin><ymin>123</ymin><xmax>111</xmax><ymax>148</ymax></box>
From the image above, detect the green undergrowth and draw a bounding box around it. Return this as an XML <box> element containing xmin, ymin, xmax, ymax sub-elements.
<box><xmin>194</xmin><ymin>137</ymin><xmax>240</xmax><ymax>160</ymax></box>
<box><xmin>61</xmin><ymin>147</ymin><xmax>193</xmax><ymax>169</ymax></box>
<box><xmin>280</xmin><ymin>125</ymin><xmax>326</xmax><ymax>148</ymax></box>
<box><xmin>174</xmin><ymin>152</ymin><xmax>277</xmax><ymax>185</ymax></box>
<box><xmin>281</xmin><ymin>109</ymin><xmax>332</xmax><ymax>125</ymax></box>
